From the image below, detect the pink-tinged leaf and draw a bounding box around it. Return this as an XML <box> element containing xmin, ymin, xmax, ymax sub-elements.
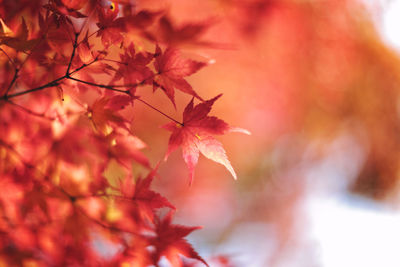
<box><xmin>229</xmin><ymin>126</ymin><xmax>251</xmax><ymax>135</ymax></box>
<box><xmin>182</xmin><ymin>137</ymin><xmax>200</xmax><ymax>184</ymax></box>
<box><xmin>197</xmin><ymin>136</ymin><xmax>236</xmax><ymax>180</ymax></box>
<box><xmin>162</xmin><ymin>123</ymin><xmax>184</xmax><ymax>160</ymax></box>
<box><xmin>163</xmin><ymin>95</ymin><xmax>248</xmax><ymax>182</ymax></box>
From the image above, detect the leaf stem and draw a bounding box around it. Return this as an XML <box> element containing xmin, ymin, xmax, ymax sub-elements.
<box><xmin>67</xmin><ymin>76</ymin><xmax>129</xmax><ymax>93</ymax></box>
<box><xmin>136</xmin><ymin>97</ymin><xmax>183</xmax><ymax>126</ymax></box>
<box><xmin>66</xmin><ymin>76</ymin><xmax>183</xmax><ymax>125</ymax></box>
<box><xmin>77</xmin><ymin>28</ymin><xmax>101</xmax><ymax>46</ymax></box>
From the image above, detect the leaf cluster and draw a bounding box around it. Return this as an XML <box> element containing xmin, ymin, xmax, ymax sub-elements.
<box><xmin>0</xmin><ymin>1</ymin><xmax>248</xmax><ymax>266</ymax></box>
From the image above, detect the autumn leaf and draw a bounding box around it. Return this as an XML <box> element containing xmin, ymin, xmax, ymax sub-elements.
<box><xmin>151</xmin><ymin>211</ymin><xmax>209</xmax><ymax>267</ymax></box>
<box><xmin>88</xmin><ymin>95</ymin><xmax>132</xmax><ymax>135</ymax></box>
<box><xmin>0</xmin><ymin>17</ymin><xmax>38</xmax><ymax>51</ymax></box>
<box><xmin>111</xmin><ymin>43</ymin><xmax>154</xmax><ymax>88</ymax></box>
<box><xmin>162</xmin><ymin>94</ymin><xmax>250</xmax><ymax>183</ymax></box>
<box><xmin>77</xmin><ymin>31</ymin><xmax>93</xmax><ymax>64</ymax></box>
<box><xmin>157</xmin><ymin>15</ymin><xmax>213</xmax><ymax>47</ymax></box>
<box><xmin>118</xmin><ymin>167</ymin><xmax>175</xmax><ymax>224</ymax></box>
<box><xmin>0</xmin><ymin>18</ymin><xmax>13</xmax><ymax>37</ymax></box>
<box><xmin>96</xmin><ymin>2</ymin><xmax>125</xmax><ymax>48</ymax></box>
<box><xmin>109</xmin><ymin>131</ymin><xmax>151</xmax><ymax>168</ymax></box>
<box><xmin>154</xmin><ymin>45</ymin><xmax>205</xmax><ymax>106</ymax></box>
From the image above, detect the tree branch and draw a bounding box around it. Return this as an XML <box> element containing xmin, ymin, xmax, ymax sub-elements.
<box><xmin>6</xmin><ymin>100</ymin><xmax>55</xmax><ymax>121</ymax></box>
<box><xmin>67</xmin><ymin>76</ymin><xmax>129</xmax><ymax>93</ymax></box>
<box><xmin>1</xmin><ymin>76</ymin><xmax>65</xmax><ymax>100</ymax></box>
<box><xmin>4</xmin><ymin>67</ymin><xmax>19</xmax><ymax>96</ymax></box>
<box><xmin>0</xmin><ymin>47</ymin><xmax>17</xmax><ymax>68</ymax></box>
<box><xmin>136</xmin><ymin>97</ymin><xmax>183</xmax><ymax>126</ymax></box>
<box><xmin>66</xmin><ymin>32</ymin><xmax>79</xmax><ymax>76</ymax></box>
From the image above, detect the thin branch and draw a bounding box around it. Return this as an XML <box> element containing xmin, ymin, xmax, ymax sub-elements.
<box><xmin>77</xmin><ymin>206</ymin><xmax>141</xmax><ymax>236</ymax></box>
<box><xmin>6</xmin><ymin>100</ymin><xmax>55</xmax><ymax>121</ymax></box>
<box><xmin>67</xmin><ymin>76</ymin><xmax>182</xmax><ymax>125</ymax></box>
<box><xmin>136</xmin><ymin>97</ymin><xmax>183</xmax><ymax>126</ymax></box>
<box><xmin>67</xmin><ymin>76</ymin><xmax>129</xmax><ymax>93</ymax></box>
<box><xmin>4</xmin><ymin>68</ymin><xmax>19</xmax><ymax>96</ymax></box>
<box><xmin>68</xmin><ymin>76</ymin><xmax>148</xmax><ymax>88</ymax></box>
<box><xmin>69</xmin><ymin>56</ymin><xmax>99</xmax><ymax>74</ymax></box>
<box><xmin>77</xmin><ymin>28</ymin><xmax>101</xmax><ymax>46</ymax></box>
<box><xmin>1</xmin><ymin>46</ymin><xmax>181</xmax><ymax>125</ymax></box>
<box><xmin>66</xmin><ymin>33</ymin><xmax>79</xmax><ymax>75</ymax></box>
<box><xmin>0</xmin><ymin>47</ymin><xmax>17</xmax><ymax>68</ymax></box>
<box><xmin>2</xmin><ymin>76</ymin><xmax>65</xmax><ymax>99</ymax></box>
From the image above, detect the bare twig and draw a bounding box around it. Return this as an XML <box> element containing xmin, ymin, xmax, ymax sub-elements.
<box><xmin>66</xmin><ymin>33</ymin><xmax>79</xmax><ymax>75</ymax></box>
<box><xmin>6</xmin><ymin>100</ymin><xmax>55</xmax><ymax>120</ymax></box>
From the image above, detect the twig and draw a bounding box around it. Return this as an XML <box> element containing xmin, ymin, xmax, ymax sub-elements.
<box><xmin>67</xmin><ymin>76</ymin><xmax>129</xmax><ymax>93</ymax></box>
<box><xmin>2</xmin><ymin>76</ymin><xmax>65</xmax><ymax>99</ymax></box>
<box><xmin>0</xmin><ymin>47</ymin><xmax>17</xmax><ymax>68</ymax></box>
<box><xmin>66</xmin><ymin>33</ymin><xmax>79</xmax><ymax>75</ymax></box>
<box><xmin>136</xmin><ymin>97</ymin><xmax>183</xmax><ymax>126</ymax></box>
<box><xmin>6</xmin><ymin>100</ymin><xmax>55</xmax><ymax>121</ymax></box>
<box><xmin>4</xmin><ymin>68</ymin><xmax>19</xmax><ymax>95</ymax></box>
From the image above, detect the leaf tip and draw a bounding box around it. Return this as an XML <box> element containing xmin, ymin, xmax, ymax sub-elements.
<box><xmin>230</xmin><ymin>127</ymin><xmax>251</xmax><ymax>135</ymax></box>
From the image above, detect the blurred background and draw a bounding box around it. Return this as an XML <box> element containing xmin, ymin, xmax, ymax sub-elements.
<box><xmin>130</xmin><ymin>0</ymin><xmax>400</xmax><ymax>266</ymax></box>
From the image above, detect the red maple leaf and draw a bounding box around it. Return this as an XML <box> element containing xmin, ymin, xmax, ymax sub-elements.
<box><xmin>151</xmin><ymin>211</ymin><xmax>208</xmax><ymax>267</ymax></box>
<box><xmin>111</xmin><ymin>43</ymin><xmax>154</xmax><ymax>88</ymax></box>
<box><xmin>0</xmin><ymin>17</ymin><xmax>38</xmax><ymax>51</ymax></box>
<box><xmin>87</xmin><ymin>95</ymin><xmax>132</xmax><ymax>135</ymax></box>
<box><xmin>162</xmin><ymin>94</ymin><xmax>250</xmax><ymax>183</ymax></box>
<box><xmin>153</xmin><ymin>45</ymin><xmax>205</xmax><ymax>106</ymax></box>
<box><xmin>118</xmin><ymin>166</ymin><xmax>175</xmax><ymax>224</ymax></box>
<box><xmin>96</xmin><ymin>2</ymin><xmax>125</xmax><ymax>48</ymax></box>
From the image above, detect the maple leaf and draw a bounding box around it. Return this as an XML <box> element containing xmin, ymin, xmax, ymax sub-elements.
<box><xmin>0</xmin><ymin>17</ymin><xmax>38</xmax><ymax>51</ymax></box>
<box><xmin>151</xmin><ymin>211</ymin><xmax>209</xmax><ymax>267</ymax></box>
<box><xmin>77</xmin><ymin>31</ymin><xmax>93</xmax><ymax>64</ymax></box>
<box><xmin>163</xmin><ymin>94</ymin><xmax>250</xmax><ymax>183</ymax></box>
<box><xmin>108</xmin><ymin>131</ymin><xmax>151</xmax><ymax>169</ymax></box>
<box><xmin>88</xmin><ymin>95</ymin><xmax>132</xmax><ymax>135</ymax></box>
<box><xmin>153</xmin><ymin>45</ymin><xmax>205</xmax><ymax>106</ymax></box>
<box><xmin>118</xmin><ymin>166</ymin><xmax>175</xmax><ymax>224</ymax></box>
<box><xmin>112</xmin><ymin>43</ymin><xmax>154</xmax><ymax>88</ymax></box>
<box><xmin>96</xmin><ymin>3</ymin><xmax>125</xmax><ymax>48</ymax></box>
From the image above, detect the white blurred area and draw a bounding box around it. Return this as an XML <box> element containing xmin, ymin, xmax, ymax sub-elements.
<box><xmin>308</xmin><ymin>195</ymin><xmax>400</xmax><ymax>267</ymax></box>
<box><xmin>380</xmin><ymin>0</ymin><xmax>400</xmax><ymax>50</ymax></box>
<box><xmin>303</xmin><ymin>3</ymin><xmax>400</xmax><ymax>267</ymax></box>
<box><xmin>208</xmin><ymin>127</ymin><xmax>400</xmax><ymax>267</ymax></box>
